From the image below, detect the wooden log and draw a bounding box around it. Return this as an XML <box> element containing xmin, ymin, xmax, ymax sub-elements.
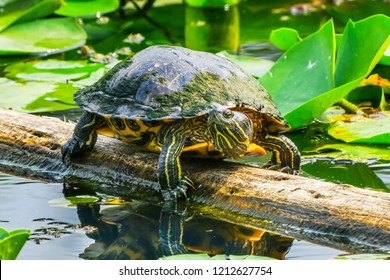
<box><xmin>0</xmin><ymin>108</ymin><xmax>390</xmax><ymax>253</ymax></box>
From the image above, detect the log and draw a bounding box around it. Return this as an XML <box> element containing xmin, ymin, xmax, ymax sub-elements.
<box><xmin>0</xmin><ymin>108</ymin><xmax>390</xmax><ymax>253</ymax></box>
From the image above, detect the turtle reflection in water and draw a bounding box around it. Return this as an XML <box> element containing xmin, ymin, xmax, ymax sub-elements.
<box><xmin>62</xmin><ymin>45</ymin><xmax>300</xmax><ymax>201</ymax></box>
<box><xmin>77</xmin><ymin>203</ymin><xmax>293</xmax><ymax>260</ymax></box>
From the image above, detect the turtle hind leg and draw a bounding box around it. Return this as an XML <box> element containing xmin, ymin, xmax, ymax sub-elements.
<box><xmin>256</xmin><ymin>133</ymin><xmax>300</xmax><ymax>175</ymax></box>
<box><xmin>62</xmin><ymin>111</ymin><xmax>105</xmax><ymax>164</ymax></box>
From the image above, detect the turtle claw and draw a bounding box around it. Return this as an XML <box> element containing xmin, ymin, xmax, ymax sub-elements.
<box><xmin>264</xmin><ymin>162</ymin><xmax>299</xmax><ymax>175</ymax></box>
<box><xmin>161</xmin><ymin>176</ymin><xmax>194</xmax><ymax>201</ymax></box>
<box><xmin>61</xmin><ymin>137</ymin><xmax>92</xmax><ymax>165</ymax></box>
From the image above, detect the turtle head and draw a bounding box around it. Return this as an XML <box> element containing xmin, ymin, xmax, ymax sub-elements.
<box><xmin>208</xmin><ymin>109</ymin><xmax>253</xmax><ymax>159</ymax></box>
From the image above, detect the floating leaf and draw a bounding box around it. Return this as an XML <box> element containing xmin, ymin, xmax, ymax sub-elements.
<box><xmin>0</xmin><ymin>78</ymin><xmax>56</xmax><ymax>110</ymax></box>
<box><xmin>5</xmin><ymin>59</ymin><xmax>105</xmax><ymax>82</ymax></box>
<box><xmin>304</xmin><ymin>143</ymin><xmax>390</xmax><ymax>162</ymax></box>
<box><xmin>217</xmin><ymin>51</ymin><xmax>274</xmax><ymax>78</ymax></box>
<box><xmin>0</xmin><ymin>18</ymin><xmax>87</xmax><ymax>55</ymax></box>
<box><xmin>0</xmin><ymin>228</ymin><xmax>30</xmax><ymax>260</ymax></box>
<box><xmin>49</xmin><ymin>196</ymin><xmax>99</xmax><ymax>207</ymax></box>
<box><xmin>0</xmin><ymin>0</ymin><xmax>62</xmax><ymax>32</ymax></box>
<box><xmin>0</xmin><ymin>78</ymin><xmax>78</xmax><ymax>112</ymax></box>
<box><xmin>328</xmin><ymin>112</ymin><xmax>390</xmax><ymax>145</ymax></box>
<box><xmin>55</xmin><ymin>0</ymin><xmax>119</xmax><ymax>17</ymax></box>
<box><xmin>23</xmin><ymin>83</ymin><xmax>78</xmax><ymax>112</ymax></box>
<box><xmin>302</xmin><ymin>160</ymin><xmax>388</xmax><ymax>191</ymax></box>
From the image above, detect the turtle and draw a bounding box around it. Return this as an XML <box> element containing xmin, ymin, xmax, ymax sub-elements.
<box><xmin>62</xmin><ymin>45</ymin><xmax>300</xmax><ymax>201</ymax></box>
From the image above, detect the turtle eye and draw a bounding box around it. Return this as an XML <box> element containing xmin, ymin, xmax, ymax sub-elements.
<box><xmin>222</xmin><ymin>110</ymin><xmax>234</xmax><ymax>119</ymax></box>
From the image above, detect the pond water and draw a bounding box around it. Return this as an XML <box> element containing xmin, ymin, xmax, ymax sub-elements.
<box><xmin>0</xmin><ymin>171</ymin><xmax>348</xmax><ymax>260</ymax></box>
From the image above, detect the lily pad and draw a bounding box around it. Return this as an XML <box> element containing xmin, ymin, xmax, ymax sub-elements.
<box><xmin>5</xmin><ymin>59</ymin><xmax>105</xmax><ymax>82</ymax></box>
<box><xmin>304</xmin><ymin>143</ymin><xmax>390</xmax><ymax>162</ymax></box>
<box><xmin>0</xmin><ymin>78</ymin><xmax>78</xmax><ymax>112</ymax></box>
<box><xmin>0</xmin><ymin>17</ymin><xmax>87</xmax><ymax>55</ymax></box>
<box><xmin>328</xmin><ymin>112</ymin><xmax>390</xmax><ymax>145</ymax></box>
<box><xmin>302</xmin><ymin>160</ymin><xmax>388</xmax><ymax>191</ymax></box>
<box><xmin>55</xmin><ymin>0</ymin><xmax>119</xmax><ymax>17</ymax></box>
<box><xmin>0</xmin><ymin>0</ymin><xmax>61</xmax><ymax>32</ymax></box>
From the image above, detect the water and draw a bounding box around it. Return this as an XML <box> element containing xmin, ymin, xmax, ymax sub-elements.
<box><xmin>0</xmin><ymin>171</ymin><xmax>348</xmax><ymax>260</ymax></box>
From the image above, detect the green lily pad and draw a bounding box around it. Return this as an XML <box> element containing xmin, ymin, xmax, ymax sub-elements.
<box><xmin>55</xmin><ymin>0</ymin><xmax>119</xmax><ymax>17</ymax></box>
<box><xmin>0</xmin><ymin>18</ymin><xmax>87</xmax><ymax>55</ymax></box>
<box><xmin>0</xmin><ymin>78</ymin><xmax>78</xmax><ymax>112</ymax></box>
<box><xmin>302</xmin><ymin>160</ymin><xmax>388</xmax><ymax>191</ymax></box>
<box><xmin>0</xmin><ymin>0</ymin><xmax>62</xmax><ymax>32</ymax></box>
<box><xmin>49</xmin><ymin>196</ymin><xmax>99</xmax><ymax>207</ymax></box>
<box><xmin>0</xmin><ymin>228</ymin><xmax>30</xmax><ymax>260</ymax></box>
<box><xmin>0</xmin><ymin>78</ymin><xmax>56</xmax><ymax>110</ymax></box>
<box><xmin>23</xmin><ymin>83</ymin><xmax>78</xmax><ymax>112</ymax></box>
<box><xmin>328</xmin><ymin>112</ymin><xmax>390</xmax><ymax>144</ymax></box>
<box><xmin>217</xmin><ymin>51</ymin><xmax>274</xmax><ymax>78</ymax></box>
<box><xmin>5</xmin><ymin>59</ymin><xmax>104</xmax><ymax>82</ymax></box>
<box><xmin>305</xmin><ymin>143</ymin><xmax>390</xmax><ymax>162</ymax></box>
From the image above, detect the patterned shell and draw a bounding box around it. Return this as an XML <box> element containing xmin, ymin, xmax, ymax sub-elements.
<box><xmin>74</xmin><ymin>45</ymin><xmax>286</xmax><ymax>127</ymax></box>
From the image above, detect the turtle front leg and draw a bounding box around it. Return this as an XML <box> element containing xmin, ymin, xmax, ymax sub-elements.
<box><xmin>62</xmin><ymin>111</ymin><xmax>105</xmax><ymax>164</ymax></box>
<box><xmin>256</xmin><ymin>133</ymin><xmax>300</xmax><ymax>175</ymax></box>
<box><xmin>157</xmin><ymin>132</ymin><xmax>194</xmax><ymax>201</ymax></box>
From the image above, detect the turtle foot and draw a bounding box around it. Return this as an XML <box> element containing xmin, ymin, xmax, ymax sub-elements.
<box><xmin>161</xmin><ymin>176</ymin><xmax>194</xmax><ymax>201</ymax></box>
<box><xmin>61</xmin><ymin>136</ymin><xmax>93</xmax><ymax>165</ymax></box>
<box><xmin>264</xmin><ymin>162</ymin><xmax>299</xmax><ymax>175</ymax></box>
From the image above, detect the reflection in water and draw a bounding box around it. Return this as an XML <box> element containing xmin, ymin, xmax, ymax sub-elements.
<box><xmin>63</xmin><ymin>182</ymin><xmax>293</xmax><ymax>260</ymax></box>
<box><xmin>185</xmin><ymin>5</ymin><xmax>240</xmax><ymax>53</ymax></box>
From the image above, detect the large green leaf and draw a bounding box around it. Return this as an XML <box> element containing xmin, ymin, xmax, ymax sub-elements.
<box><xmin>260</xmin><ymin>15</ymin><xmax>390</xmax><ymax>129</ymax></box>
<box><xmin>55</xmin><ymin>0</ymin><xmax>119</xmax><ymax>17</ymax></box>
<box><xmin>0</xmin><ymin>18</ymin><xmax>87</xmax><ymax>55</ymax></box>
<box><xmin>0</xmin><ymin>0</ymin><xmax>61</xmax><ymax>32</ymax></box>
<box><xmin>0</xmin><ymin>228</ymin><xmax>30</xmax><ymax>260</ymax></box>
<box><xmin>260</xmin><ymin>19</ymin><xmax>335</xmax><ymax>122</ymax></box>
<box><xmin>335</xmin><ymin>15</ymin><xmax>390</xmax><ymax>86</ymax></box>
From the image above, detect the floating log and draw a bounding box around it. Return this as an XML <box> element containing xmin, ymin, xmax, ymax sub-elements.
<box><xmin>0</xmin><ymin>108</ymin><xmax>389</xmax><ymax>253</ymax></box>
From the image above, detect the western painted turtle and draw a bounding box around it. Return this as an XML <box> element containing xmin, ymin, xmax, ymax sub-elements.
<box><xmin>62</xmin><ymin>45</ymin><xmax>300</xmax><ymax>200</ymax></box>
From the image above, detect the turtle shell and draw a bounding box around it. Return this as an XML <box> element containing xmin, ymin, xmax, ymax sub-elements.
<box><xmin>75</xmin><ymin>45</ymin><xmax>288</xmax><ymax>131</ymax></box>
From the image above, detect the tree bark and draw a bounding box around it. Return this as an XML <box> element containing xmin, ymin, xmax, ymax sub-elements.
<box><xmin>0</xmin><ymin>108</ymin><xmax>389</xmax><ymax>253</ymax></box>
